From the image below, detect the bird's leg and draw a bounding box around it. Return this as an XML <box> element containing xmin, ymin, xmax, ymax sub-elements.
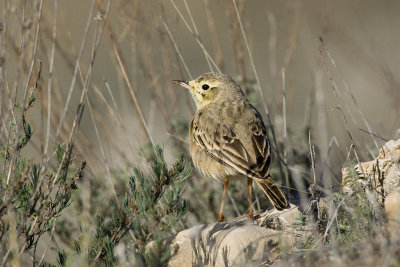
<box><xmin>218</xmin><ymin>181</ymin><xmax>229</xmax><ymax>222</ymax></box>
<box><xmin>247</xmin><ymin>177</ymin><xmax>254</xmax><ymax>220</ymax></box>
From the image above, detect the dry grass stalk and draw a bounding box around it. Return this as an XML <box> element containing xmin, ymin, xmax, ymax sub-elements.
<box><xmin>96</xmin><ymin>0</ymin><xmax>155</xmax><ymax>150</ymax></box>
<box><xmin>55</xmin><ymin>0</ymin><xmax>96</xmax><ymax>138</ymax></box>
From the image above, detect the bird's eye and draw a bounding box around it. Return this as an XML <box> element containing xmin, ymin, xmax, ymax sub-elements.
<box><xmin>202</xmin><ymin>84</ymin><xmax>210</xmax><ymax>90</ymax></box>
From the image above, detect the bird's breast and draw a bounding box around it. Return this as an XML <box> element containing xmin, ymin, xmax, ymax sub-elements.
<box><xmin>189</xmin><ymin>134</ymin><xmax>240</xmax><ymax>183</ymax></box>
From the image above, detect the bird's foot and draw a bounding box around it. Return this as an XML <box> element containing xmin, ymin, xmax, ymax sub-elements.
<box><xmin>247</xmin><ymin>210</ymin><xmax>254</xmax><ymax>222</ymax></box>
<box><xmin>247</xmin><ymin>215</ymin><xmax>255</xmax><ymax>222</ymax></box>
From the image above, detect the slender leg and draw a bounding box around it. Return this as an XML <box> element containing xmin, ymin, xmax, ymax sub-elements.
<box><xmin>247</xmin><ymin>177</ymin><xmax>254</xmax><ymax>220</ymax></box>
<box><xmin>218</xmin><ymin>181</ymin><xmax>229</xmax><ymax>222</ymax></box>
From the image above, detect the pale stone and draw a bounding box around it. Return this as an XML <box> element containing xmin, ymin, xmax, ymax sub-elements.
<box><xmin>342</xmin><ymin>139</ymin><xmax>400</xmax><ymax>204</ymax></box>
<box><xmin>385</xmin><ymin>189</ymin><xmax>400</xmax><ymax>221</ymax></box>
<box><xmin>168</xmin><ymin>206</ymin><xmax>302</xmax><ymax>266</ymax></box>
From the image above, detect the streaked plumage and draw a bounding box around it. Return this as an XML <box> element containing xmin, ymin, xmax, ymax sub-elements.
<box><xmin>172</xmin><ymin>72</ymin><xmax>290</xmax><ymax>221</ymax></box>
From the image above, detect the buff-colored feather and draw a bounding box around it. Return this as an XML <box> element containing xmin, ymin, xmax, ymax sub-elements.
<box><xmin>172</xmin><ymin>72</ymin><xmax>290</xmax><ymax>219</ymax></box>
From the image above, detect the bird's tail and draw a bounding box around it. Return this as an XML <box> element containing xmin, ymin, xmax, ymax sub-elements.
<box><xmin>255</xmin><ymin>175</ymin><xmax>290</xmax><ymax>211</ymax></box>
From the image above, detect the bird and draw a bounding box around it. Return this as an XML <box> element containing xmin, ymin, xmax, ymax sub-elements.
<box><xmin>172</xmin><ymin>72</ymin><xmax>290</xmax><ymax>222</ymax></box>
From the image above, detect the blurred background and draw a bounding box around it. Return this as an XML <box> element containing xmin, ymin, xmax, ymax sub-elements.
<box><xmin>1</xmin><ymin>0</ymin><xmax>400</xmax><ymax>264</ymax></box>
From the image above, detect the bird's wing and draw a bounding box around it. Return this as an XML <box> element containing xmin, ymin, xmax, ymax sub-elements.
<box><xmin>191</xmin><ymin>108</ymin><xmax>271</xmax><ymax>180</ymax></box>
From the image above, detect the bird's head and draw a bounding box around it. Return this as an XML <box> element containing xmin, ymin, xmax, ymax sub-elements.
<box><xmin>172</xmin><ymin>72</ymin><xmax>243</xmax><ymax>109</ymax></box>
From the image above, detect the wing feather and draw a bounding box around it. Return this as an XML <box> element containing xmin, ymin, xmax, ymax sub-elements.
<box><xmin>191</xmin><ymin>107</ymin><xmax>272</xmax><ymax>181</ymax></box>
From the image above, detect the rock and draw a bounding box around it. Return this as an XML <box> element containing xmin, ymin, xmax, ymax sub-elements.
<box><xmin>342</xmin><ymin>139</ymin><xmax>400</xmax><ymax>204</ymax></box>
<box><xmin>163</xmin><ymin>140</ymin><xmax>400</xmax><ymax>266</ymax></box>
<box><xmin>385</xmin><ymin>189</ymin><xmax>400</xmax><ymax>235</ymax></box>
<box><xmin>385</xmin><ymin>189</ymin><xmax>400</xmax><ymax>221</ymax></box>
<box><xmin>168</xmin><ymin>205</ymin><xmax>303</xmax><ymax>266</ymax></box>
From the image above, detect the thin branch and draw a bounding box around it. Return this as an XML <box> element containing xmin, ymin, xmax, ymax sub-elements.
<box><xmin>232</xmin><ymin>0</ymin><xmax>285</xmax><ymax>183</ymax></box>
<box><xmin>37</xmin><ymin>218</ymin><xmax>57</xmax><ymax>266</ymax></box>
<box><xmin>321</xmin><ymin>41</ymin><xmax>380</xmax><ymax>152</ymax></box>
<box><xmin>55</xmin><ymin>0</ymin><xmax>96</xmax><ymax>138</ymax></box>
<box><xmin>52</xmin><ymin>0</ymin><xmax>107</xmax><ymax>186</ymax></box>
<box><xmin>96</xmin><ymin>0</ymin><xmax>155</xmax><ymax>149</ymax></box>
<box><xmin>308</xmin><ymin>130</ymin><xmax>317</xmax><ymax>186</ymax></box>
<box><xmin>161</xmin><ymin>18</ymin><xmax>193</xmax><ymax>80</ymax></box>
<box><xmin>87</xmin><ymin>98</ymin><xmax>118</xmax><ymax>203</ymax></box>
<box><xmin>282</xmin><ymin>68</ymin><xmax>289</xmax><ymax>187</ymax></box>
<box><xmin>203</xmin><ymin>0</ymin><xmax>224</xmax><ymax>70</ymax></box>
<box><xmin>169</xmin><ymin>0</ymin><xmax>221</xmax><ymax>73</ymax></box>
<box><xmin>44</xmin><ymin>0</ymin><xmax>57</xmax><ymax>155</ymax></box>
<box><xmin>182</xmin><ymin>0</ymin><xmax>213</xmax><ymax>71</ymax></box>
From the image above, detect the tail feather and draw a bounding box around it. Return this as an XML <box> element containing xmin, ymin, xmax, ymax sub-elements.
<box><xmin>255</xmin><ymin>176</ymin><xmax>290</xmax><ymax>210</ymax></box>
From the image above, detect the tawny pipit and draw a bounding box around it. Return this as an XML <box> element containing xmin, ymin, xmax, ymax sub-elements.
<box><xmin>172</xmin><ymin>72</ymin><xmax>290</xmax><ymax>221</ymax></box>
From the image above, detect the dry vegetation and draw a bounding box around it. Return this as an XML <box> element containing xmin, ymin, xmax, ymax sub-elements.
<box><xmin>0</xmin><ymin>0</ymin><xmax>399</xmax><ymax>266</ymax></box>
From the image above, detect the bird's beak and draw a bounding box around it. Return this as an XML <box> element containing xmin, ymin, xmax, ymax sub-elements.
<box><xmin>171</xmin><ymin>80</ymin><xmax>191</xmax><ymax>90</ymax></box>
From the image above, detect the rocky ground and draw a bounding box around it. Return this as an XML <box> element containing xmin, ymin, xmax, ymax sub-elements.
<box><xmin>161</xmin><ymin>139</ymin><xmax>400</xmax><ymax>266</ymax></box>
